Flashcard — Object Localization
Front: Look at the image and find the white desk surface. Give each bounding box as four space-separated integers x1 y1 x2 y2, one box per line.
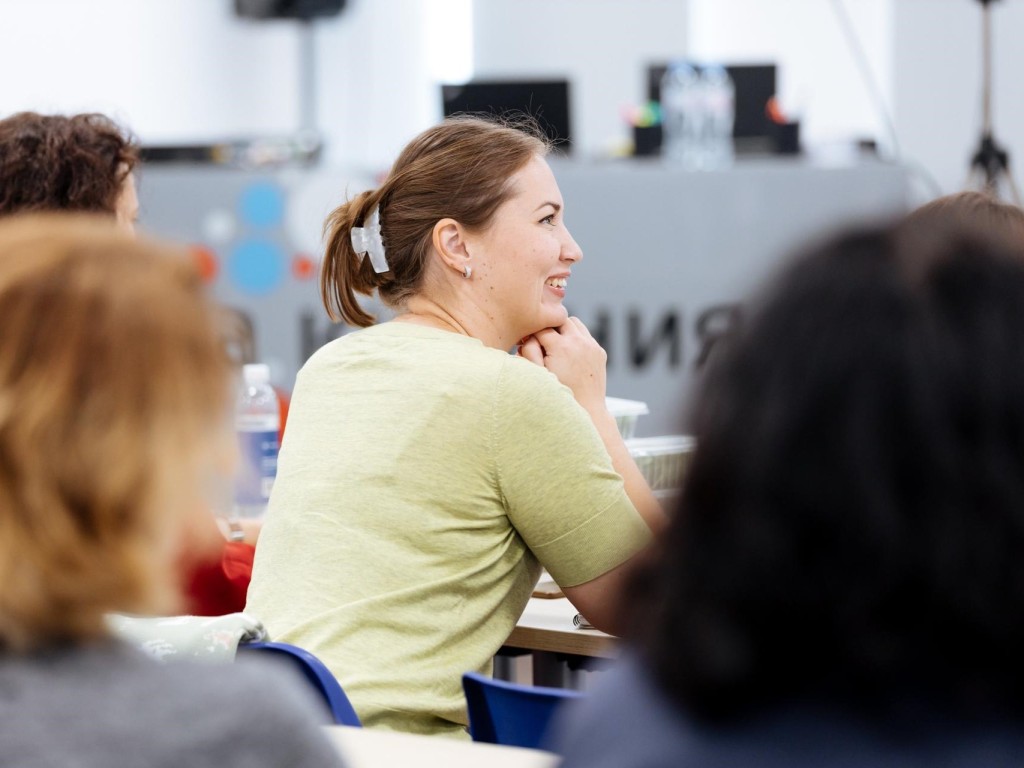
325 725 559 768
506 596 618 659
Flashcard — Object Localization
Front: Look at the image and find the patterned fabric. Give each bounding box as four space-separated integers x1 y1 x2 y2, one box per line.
106 612 267 662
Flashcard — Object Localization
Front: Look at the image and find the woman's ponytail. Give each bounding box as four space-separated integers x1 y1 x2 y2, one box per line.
320 189 384 327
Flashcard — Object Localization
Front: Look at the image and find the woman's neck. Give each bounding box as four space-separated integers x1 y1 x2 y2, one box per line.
397 296 509 350
394 308 467 337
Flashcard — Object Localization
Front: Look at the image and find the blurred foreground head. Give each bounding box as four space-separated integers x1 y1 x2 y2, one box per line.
630 215 1024 721
0 215 232 651
906 190 1024 245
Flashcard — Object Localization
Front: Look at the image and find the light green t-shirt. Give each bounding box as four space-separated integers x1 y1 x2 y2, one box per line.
245 323 650 737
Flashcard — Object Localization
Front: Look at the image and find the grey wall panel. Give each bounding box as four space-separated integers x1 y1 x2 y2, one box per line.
138 158 907 435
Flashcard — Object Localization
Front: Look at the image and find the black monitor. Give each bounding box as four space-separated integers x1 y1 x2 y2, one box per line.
441 80 572 154
234 0 345 19
647 63 777 149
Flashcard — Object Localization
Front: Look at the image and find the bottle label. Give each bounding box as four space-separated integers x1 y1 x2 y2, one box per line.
236 413 279 431
235 427 279 507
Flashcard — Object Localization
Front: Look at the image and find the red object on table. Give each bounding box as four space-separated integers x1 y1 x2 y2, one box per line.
184 541 255 616
274 385 290 445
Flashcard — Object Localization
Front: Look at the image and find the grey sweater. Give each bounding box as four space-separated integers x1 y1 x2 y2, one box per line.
555 654 1024 768
0 641 344 768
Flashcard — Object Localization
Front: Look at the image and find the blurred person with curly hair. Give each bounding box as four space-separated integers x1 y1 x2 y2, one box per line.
0 109 261 615
0 111 139 231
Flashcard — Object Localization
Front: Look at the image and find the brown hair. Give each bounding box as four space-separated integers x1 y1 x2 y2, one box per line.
0 215 231 651
0 112 139 217
906 191 1024 247
321 114 551 326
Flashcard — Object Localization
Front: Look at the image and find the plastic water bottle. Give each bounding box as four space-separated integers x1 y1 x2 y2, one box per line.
660 61 702 167
234 363 279 519
700 64 735 168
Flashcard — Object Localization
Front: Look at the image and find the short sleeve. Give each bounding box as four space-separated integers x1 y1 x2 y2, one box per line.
493 356 651 587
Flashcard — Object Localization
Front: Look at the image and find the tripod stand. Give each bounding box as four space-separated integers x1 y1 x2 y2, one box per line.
966 0 1021 203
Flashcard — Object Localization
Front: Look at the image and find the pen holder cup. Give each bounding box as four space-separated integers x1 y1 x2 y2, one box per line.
633 125 663 157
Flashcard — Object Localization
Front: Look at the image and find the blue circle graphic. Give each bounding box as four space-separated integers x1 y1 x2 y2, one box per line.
228 240 286 296
239 181 285 228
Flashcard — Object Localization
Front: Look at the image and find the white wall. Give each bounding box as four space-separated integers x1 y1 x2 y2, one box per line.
310 0 434 169
687 0 1024 198
687 0 893 150
893 0 1024 197
0 0 456 171
471 0 690 158
1 0 1022 195
0 0 300 141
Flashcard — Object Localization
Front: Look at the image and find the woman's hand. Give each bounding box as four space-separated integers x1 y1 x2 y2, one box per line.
518 317 607 412
520 318 667 534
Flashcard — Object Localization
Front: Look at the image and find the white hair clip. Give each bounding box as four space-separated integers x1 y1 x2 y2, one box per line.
350 206 389 273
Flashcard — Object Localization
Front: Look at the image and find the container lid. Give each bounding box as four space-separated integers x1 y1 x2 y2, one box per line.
605 396 650 417
625 435 696 456
242 363 270 385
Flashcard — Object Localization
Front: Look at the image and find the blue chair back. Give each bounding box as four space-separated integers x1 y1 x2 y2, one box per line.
237 640 361 726
462 671 583 749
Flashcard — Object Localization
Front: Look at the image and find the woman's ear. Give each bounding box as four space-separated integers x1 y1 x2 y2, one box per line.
431 218 471 274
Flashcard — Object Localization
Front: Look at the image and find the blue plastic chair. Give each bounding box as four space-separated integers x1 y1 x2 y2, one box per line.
462 671 583 749
237 640 361 726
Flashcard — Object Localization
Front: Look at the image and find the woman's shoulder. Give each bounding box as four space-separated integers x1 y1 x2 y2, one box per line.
555 655 1024 768
554 655 695 768
497 353 578 409
101 645 337 731
149 654 337 731
146 654 345 766
1 643 343 767
303 321 505 370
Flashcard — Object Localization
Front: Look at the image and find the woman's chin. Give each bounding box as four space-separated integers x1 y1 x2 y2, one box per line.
519 308 570 339
545 307 570 327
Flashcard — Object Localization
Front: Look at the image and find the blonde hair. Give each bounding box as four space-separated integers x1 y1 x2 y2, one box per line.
321 114 551 327
906 191 1024 246
0 215 232 651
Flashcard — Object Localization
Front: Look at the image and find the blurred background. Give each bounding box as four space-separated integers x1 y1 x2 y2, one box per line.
1 0 1016 432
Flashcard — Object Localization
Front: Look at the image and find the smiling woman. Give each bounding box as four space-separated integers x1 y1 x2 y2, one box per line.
246 114 665 738
447 155 583 348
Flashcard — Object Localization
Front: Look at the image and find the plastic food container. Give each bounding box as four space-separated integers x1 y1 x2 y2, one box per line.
605 397 650 439
626 435 696 491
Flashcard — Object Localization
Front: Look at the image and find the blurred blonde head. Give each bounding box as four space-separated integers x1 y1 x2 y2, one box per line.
906 190 1024 247
0 215 233 651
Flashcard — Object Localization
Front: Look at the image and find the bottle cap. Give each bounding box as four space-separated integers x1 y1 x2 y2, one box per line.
242 363 270 385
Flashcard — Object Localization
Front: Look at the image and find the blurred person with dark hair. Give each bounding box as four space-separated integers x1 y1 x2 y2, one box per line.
0 215 343 767
556 218 1024 766
0 109 258 615
0 111 139 231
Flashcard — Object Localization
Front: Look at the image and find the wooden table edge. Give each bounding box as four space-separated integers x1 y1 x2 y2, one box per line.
503 625 618 659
